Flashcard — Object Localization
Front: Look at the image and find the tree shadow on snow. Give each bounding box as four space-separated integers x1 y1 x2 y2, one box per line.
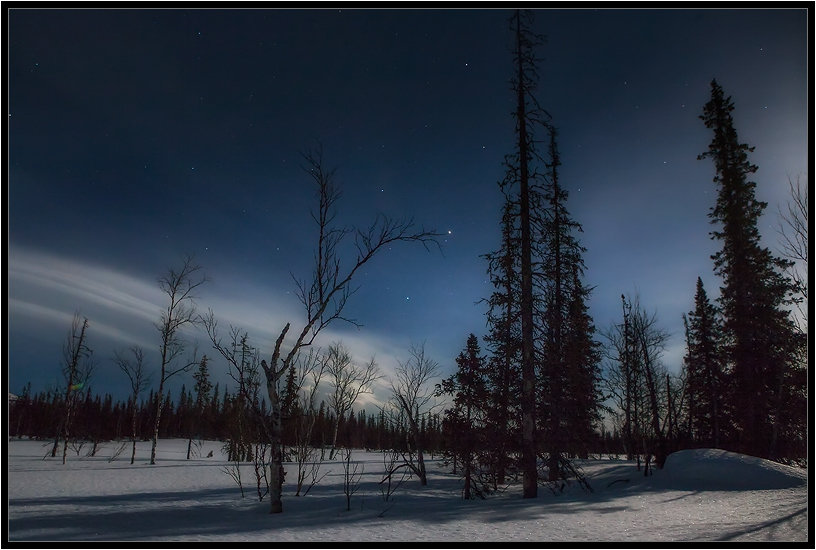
7 458 808 542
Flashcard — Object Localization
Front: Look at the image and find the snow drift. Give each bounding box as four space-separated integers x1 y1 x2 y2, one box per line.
657 448 807 491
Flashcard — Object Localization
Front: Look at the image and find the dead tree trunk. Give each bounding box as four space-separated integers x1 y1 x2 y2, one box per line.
512 8 539 501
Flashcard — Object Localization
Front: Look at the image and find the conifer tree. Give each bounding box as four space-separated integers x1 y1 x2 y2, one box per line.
537 127 600 479
504 7 550 500
483 193 522 486
699 79 805 459
278 363 300 446
682 277 724 447
437 334 490 499
561 264 603 459
187 355 212 459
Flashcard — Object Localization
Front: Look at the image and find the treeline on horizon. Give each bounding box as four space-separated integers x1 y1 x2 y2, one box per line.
6 382 623 458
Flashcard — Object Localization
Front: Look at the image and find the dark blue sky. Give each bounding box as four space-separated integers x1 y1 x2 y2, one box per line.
8 8 809 405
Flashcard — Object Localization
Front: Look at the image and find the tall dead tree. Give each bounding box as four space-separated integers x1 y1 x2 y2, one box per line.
260 146 439 514
150 256 206 465
509 8 550 501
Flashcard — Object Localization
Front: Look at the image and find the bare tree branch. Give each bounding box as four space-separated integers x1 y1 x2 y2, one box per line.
777 174 808 330
325 341 382 457
259 146 441 514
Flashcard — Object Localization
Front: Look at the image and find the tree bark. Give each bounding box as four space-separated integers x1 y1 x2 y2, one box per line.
130 399 138 465
150 388 165 465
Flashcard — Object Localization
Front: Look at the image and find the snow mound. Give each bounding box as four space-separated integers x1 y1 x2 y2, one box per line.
657 448 807 491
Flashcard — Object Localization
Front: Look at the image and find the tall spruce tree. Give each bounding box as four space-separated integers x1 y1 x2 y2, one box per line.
561 264 603 460
537 127 601 479
699 79 805 459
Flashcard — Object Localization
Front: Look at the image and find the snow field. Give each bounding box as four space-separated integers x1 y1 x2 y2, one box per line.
6 439 808 542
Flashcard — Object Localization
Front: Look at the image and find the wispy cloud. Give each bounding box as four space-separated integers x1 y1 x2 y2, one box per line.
10 298 154 350
8 245 434 406
10 247 164 324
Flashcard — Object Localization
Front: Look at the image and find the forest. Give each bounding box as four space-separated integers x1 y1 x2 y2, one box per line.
8 10 807 518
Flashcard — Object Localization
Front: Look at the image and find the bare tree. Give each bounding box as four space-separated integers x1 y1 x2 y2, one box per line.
379 446 411 512
258 146 439 514
387 342 440 486
629 301 670 471
150 256 206 465
340 446 364 512
777 174 808 331
325 341 381 459
114 346 151 465
52 313 94 464
204 314 270 502
203 313 259 463
290 348 328 497
602 295 664 470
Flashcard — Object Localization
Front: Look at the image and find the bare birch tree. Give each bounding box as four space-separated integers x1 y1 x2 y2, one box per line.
203 313 260 462
387 342 440 486
52 313 94 464
259 146 440 514
325 341 381 458
290 348 327 497
630 302 670 471
114 346 150 465
777 174 808 331
341 446 364 511
151 255 206 465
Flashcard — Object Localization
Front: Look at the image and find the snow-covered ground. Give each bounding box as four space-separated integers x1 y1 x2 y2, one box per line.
7 438 808 542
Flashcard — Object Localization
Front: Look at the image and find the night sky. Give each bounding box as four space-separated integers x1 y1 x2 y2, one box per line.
8 8 809 407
